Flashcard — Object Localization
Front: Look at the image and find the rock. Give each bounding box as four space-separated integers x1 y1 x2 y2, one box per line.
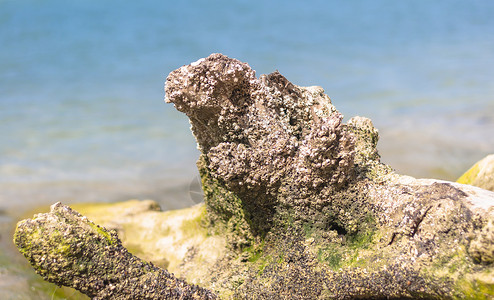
457 154 494 192
14 54 494 299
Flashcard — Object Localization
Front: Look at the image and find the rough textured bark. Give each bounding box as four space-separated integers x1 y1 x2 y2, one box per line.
14 202 217 300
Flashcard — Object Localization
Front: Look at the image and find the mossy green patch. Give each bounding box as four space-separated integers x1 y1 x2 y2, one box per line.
87 222 116 245
347 229 375 250
455 277 494 299
242 240 266 263
457 162 480 185
180 205 209 239
317 246 343 270
312 227 378 272
198 154 255 249
430 245 473 276
423 245 494 298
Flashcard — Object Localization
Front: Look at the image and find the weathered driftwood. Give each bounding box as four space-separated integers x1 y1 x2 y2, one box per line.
14 202 216 300
165 54 494 299
15 54 494 299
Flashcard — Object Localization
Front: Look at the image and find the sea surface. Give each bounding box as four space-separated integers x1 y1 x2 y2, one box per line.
1 0 494 298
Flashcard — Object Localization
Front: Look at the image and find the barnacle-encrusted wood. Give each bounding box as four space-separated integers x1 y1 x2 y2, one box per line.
165 54 494 298
14 54 494 299
14 202 217 300
166 54 358 244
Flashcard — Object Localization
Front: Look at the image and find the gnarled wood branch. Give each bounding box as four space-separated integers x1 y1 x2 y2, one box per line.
14 202 217 300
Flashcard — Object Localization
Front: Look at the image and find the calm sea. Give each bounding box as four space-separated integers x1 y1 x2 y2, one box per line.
2 0 494 210
1 0 494 296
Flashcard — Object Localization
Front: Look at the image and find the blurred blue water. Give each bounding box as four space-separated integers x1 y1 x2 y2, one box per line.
1 0 494 212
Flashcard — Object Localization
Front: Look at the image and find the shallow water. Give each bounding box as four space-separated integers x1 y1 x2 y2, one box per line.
1 0 494 297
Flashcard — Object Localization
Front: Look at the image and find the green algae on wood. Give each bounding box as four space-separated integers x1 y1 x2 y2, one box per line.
457 154 494 192
73 200 226 285
14 202 217 299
